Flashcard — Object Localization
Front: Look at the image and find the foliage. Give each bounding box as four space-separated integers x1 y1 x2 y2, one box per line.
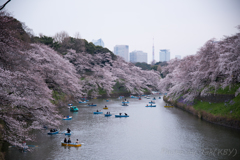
64 51 162 97
0 12 84 147
135 62 151 70
193 95 240 120
0 12 162 147
159 29 240 101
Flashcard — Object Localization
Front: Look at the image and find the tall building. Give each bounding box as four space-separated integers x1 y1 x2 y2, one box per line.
159 49 170 62
114 45 129 62
175 55 181 59
92 39 104 47
130 51 148 63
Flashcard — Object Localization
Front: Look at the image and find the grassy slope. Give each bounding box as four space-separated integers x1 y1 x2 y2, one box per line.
193 84 240 120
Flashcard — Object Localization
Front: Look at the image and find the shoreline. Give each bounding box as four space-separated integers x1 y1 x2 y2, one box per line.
163 96 240 130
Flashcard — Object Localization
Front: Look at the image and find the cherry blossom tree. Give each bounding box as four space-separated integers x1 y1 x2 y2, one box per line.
159 28 240 101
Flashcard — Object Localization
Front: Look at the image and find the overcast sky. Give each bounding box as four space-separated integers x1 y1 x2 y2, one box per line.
3 0 240 63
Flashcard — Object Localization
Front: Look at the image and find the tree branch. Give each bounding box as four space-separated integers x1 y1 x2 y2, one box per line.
0 0 11 11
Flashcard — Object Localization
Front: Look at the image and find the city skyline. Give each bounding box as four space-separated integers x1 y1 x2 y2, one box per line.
5 0 240 63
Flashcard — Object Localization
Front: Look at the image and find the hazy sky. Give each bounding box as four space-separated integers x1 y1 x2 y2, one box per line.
3 0 240 63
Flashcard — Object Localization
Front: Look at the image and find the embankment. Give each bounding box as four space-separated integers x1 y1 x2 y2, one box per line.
163 96 240 130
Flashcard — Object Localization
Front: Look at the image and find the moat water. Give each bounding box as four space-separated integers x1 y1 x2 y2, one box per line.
6 96 240 160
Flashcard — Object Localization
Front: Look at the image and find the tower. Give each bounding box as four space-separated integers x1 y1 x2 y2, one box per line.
152 38 155 64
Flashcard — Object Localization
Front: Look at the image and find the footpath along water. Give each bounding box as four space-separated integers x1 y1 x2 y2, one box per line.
6 96 240 160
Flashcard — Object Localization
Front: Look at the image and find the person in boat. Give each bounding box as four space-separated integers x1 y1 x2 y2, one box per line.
64 138 67 143
97 110 99 112
50 129 55 132
76 139 79 144
67 115 69 118
119 113 122 115
64 116 66 119
105 105 107 108
125 113 127 116
67 128 71 133
92 103 93 105
147 104 148 106
68 138 71 143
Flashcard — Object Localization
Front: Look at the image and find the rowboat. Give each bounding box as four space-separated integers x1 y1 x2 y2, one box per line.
63 116 72 120
61 142 81 147
47 130 59 135
93 112 103 114
88 104 97 106
106 100 109 102
122 101 129 103
146 105 156 107
79 101 87 103
65 131 71 135
115 115 129 117
103 107 108 109
122 104 128 106
105 114 112 117
149 102 155 104
70 106 78 112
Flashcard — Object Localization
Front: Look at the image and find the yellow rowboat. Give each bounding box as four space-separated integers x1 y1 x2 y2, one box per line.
93 97 97 99
164 106 174 107
103 107 108 109
61 142 81 147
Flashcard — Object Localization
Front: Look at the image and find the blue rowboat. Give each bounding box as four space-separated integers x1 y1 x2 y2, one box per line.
68 104 72 106
146 105 156 107
63 116 72 120
105 114 112 117
65 131 71 135
79 101 87 103
88 104 97 106
115 115 129 118
106 100 109 102
86 100 89 102
122 104 128 106
93 112 103 114
47 130 59 135
122 101 129 103
149 102 155 104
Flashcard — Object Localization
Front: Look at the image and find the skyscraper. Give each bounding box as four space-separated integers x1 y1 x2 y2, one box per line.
92 39 104 47
114 45 129 62
159 49 170 62
130 51 148 63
